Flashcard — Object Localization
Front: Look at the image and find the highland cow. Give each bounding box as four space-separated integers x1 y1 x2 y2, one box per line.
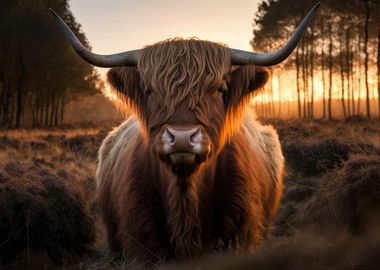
50 3 320 263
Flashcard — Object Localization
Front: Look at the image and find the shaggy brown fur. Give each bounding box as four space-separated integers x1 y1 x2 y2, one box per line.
97 38 284 263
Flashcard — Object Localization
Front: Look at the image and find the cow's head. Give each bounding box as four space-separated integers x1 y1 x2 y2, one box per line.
106 40 271 176
50 3 320 176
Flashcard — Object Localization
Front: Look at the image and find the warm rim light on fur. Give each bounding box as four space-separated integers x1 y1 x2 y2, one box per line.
98 38 284 263
107 38 269 143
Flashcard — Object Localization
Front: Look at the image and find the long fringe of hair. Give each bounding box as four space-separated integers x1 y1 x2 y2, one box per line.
137 38 231 124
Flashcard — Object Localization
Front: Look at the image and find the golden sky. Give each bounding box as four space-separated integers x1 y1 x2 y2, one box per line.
68 0 261 102
69 0 260 57
67 1 379 115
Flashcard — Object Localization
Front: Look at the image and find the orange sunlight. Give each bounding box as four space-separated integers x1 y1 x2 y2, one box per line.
256 69 379 103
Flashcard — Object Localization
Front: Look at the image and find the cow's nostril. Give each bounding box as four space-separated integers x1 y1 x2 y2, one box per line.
189 128 202 144
164 128 175 144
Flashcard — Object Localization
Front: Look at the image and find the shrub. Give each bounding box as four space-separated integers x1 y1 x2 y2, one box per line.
0 161 95 268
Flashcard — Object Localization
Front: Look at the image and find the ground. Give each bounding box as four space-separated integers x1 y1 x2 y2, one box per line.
0 118 379 269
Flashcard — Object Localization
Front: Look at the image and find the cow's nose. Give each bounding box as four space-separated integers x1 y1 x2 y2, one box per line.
163 126 202 151
158 125 211 175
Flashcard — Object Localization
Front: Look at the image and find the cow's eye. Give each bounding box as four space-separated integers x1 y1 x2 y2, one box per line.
218 84 227 94
145 89 152 97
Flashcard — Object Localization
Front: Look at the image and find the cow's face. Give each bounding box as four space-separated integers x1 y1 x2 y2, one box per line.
108 40 269 176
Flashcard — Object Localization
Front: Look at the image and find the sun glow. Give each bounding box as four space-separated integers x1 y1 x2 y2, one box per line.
101 84 117 103
100 82 129 116
251 68 380 119
255 69 379 104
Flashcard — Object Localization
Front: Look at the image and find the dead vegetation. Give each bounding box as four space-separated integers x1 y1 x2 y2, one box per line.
0 119 379 269
0 129 104 269
0 161 95 268
300 154 380 234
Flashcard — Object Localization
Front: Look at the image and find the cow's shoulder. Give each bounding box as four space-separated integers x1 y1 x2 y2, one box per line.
96 118 140 187
242 108 284 184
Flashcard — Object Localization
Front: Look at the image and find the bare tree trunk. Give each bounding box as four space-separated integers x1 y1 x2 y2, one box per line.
378 27 380 120
8 89 15 128
302 39 307 118
38 100 43 127
36 100 40 127
15 52 25 128
54 95 60 126
269 75 274 118
310 25 315 119
1 80 9 127
350 24 356 116
296 47 302 118
305 36 310 118
321 17 327 119
364 0 371 119
268 89 271 118
0 78 3 121
328 23 333 120
32 99 36 128
346 27 352 117
44 99 49 126
50 93 56 126
340 30 347 119
357 25 362 114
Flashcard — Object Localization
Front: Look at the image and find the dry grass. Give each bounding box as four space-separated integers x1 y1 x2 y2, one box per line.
0 128 107 269
0 119 380 269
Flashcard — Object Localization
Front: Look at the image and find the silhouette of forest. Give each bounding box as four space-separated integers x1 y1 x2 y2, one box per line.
252 0 380 120
0 0 100 128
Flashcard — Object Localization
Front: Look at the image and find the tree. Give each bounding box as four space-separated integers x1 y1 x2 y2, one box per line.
251 0 380 120
363 0 371 119
0 0 99 128
378 28 380 120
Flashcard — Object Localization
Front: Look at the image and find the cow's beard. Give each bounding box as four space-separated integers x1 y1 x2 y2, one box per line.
152 144 210 191
162 153 207 177
165 169 203 258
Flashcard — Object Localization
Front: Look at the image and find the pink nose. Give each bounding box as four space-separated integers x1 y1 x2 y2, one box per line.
158 125 211 175
163 126 203 152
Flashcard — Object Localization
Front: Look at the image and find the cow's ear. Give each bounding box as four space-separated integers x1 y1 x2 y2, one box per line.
107 67 143 103
107 67 147 121
226 65 270 106
248 66 270 91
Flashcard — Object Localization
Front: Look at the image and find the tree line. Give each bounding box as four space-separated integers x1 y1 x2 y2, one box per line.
252 0 380 120
0 0 99 128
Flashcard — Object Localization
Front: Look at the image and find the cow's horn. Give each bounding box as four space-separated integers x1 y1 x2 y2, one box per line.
230 2 321 66
49 9 140 67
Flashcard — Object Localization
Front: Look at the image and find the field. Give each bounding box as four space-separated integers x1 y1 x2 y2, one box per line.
0 118 379 269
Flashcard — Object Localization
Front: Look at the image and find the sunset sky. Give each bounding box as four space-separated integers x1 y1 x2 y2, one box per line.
66 0 320 103
67 1 264 104
65 1 379 108
69 0 260 60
